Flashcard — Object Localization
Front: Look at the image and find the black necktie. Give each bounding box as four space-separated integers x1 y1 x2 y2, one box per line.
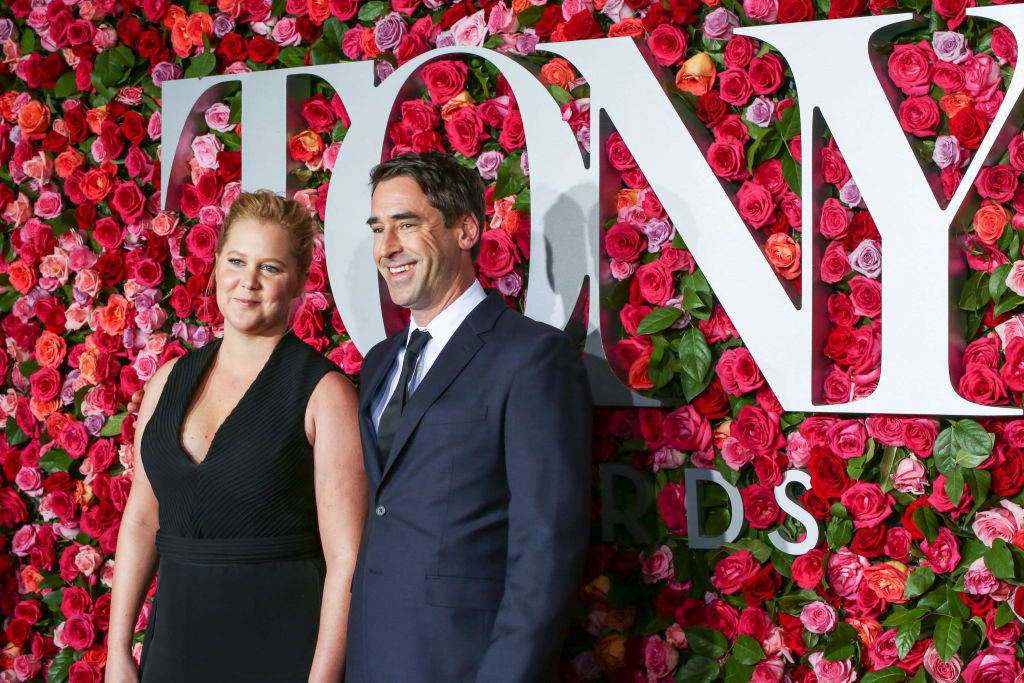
375 329 431 466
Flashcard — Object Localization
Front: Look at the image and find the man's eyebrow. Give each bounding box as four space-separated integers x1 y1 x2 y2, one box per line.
366 212 421 226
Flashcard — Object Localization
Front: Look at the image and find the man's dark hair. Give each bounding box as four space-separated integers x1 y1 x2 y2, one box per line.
370 151 487 259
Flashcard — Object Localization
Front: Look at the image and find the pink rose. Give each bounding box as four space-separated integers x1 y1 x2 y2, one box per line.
892 457 927 494
741 484 783 529
451 9 487 46
716 347 765 396
885 527 913 562
190 133 223 169
13 655 41 681
11 525 38 556
721 437 755 470
641 545 674 583
827 549 868 598
63 614 96 650
921 527 961 574
203 103 234 132
888 42 934 96
902 418 939 457
712 550 760 594
643 635 678 679
826 419 867 459
924 642 963 683
800 600 837 634
74 544 102 576
962 646 1022 683
742 0 778 22
663 405 712 453
972 506 1019 547
964 557 1002 595
751 659 784 683
808 651 857 683
841 482 893 528
34 190 63 219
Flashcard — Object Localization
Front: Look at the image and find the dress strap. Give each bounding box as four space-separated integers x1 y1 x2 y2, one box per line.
155 530 322 564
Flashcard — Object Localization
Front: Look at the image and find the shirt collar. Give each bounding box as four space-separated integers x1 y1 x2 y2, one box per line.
406 280 487 350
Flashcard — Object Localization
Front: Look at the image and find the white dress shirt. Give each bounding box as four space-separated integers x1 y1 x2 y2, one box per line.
371 281 488 430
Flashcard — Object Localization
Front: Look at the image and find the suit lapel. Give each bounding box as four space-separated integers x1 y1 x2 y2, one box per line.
360 331 406 483
379 292 506 483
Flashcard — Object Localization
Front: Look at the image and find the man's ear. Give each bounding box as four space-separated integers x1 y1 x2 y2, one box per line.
456 213 481 252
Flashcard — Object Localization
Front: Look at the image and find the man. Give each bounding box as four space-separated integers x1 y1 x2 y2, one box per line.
347 151 591 682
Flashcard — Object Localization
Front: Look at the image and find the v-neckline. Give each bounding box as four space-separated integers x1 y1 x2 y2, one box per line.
178 332 291 466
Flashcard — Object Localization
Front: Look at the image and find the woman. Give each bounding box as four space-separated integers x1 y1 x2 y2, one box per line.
105 191 366 682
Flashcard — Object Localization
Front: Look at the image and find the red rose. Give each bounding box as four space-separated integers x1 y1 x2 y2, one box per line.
808 448 851 499
902 418 938 457
663 405 711 452
828 0 863 19
60 586 93 618
64 614 96 651
657 481 685 533
218 151 241 183
716 347 764 396
96 252 125 285
737 181 776 229
302 94 337 133
561 10 602 41
821 143 851 187
444 108 484 157
195 171 224 206
841 482 893 528
218 33 248 62
648 24 687 67
748 54 784 95
605 223 646 261
992 26 1017 67
605 132 637 171
778 0 813 22
960 363 1008 405
133 258 163 288
497 111 525 152
634 260 674 305
965 335 1002 368
718 68 753 106
476 229 520 278
851 524 887 557
742 565 781 607
30 367 61 401
790 548 826 589
401 100 439 134
110 181 145 222
888 43 933 97
723 36 757 68
934 0 970 29
420 60 468 103
711 550 759 594
248 35 279 63
741 484 783 529
68 661 101 683
5 618 31 646
706 137 748 181
898 96 939 137
848 275 881 318
329 0 358 20
825 419 867 459
1001 337 1024 391
185 224 219 260
696 92 727 126
732 405 784 455
949 107 989 149
975 165 1018 203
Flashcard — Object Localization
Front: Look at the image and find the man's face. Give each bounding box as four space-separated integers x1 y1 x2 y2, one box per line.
369 176 476 324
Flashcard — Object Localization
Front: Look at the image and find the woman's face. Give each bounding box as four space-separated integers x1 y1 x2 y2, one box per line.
214 218 304 337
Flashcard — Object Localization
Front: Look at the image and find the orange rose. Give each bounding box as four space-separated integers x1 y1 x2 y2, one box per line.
616 188 640 213
35 332 67 368
713 419 732 449
8 260 37 294
764 233 801 280
608 18 645 38
163 4 188 29
361 26 382 59
288 131 324 163
628 349 655 390
30 398 60 421
85 107 107 135
80 168 114 202
540 58 576 90
974 199 1009 244
170 18 192 58
17 101 50 140
306 0 330 25
54 148 85 178
20 567 42 593
594 634 627 671
2 193 31 225
440 94 475 121
186 13 214 47
675 53 716 96
78 349 99 385
847 617 883 646
96 294 130 336
0 92 18 122
500 209 521 237
45 411 72 436
511 0 532 12
217 0 244 18
863 561 909 604
939 91 975 119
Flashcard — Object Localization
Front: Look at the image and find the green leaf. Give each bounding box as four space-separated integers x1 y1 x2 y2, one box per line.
546 85 571 106
985 539 1015 580
678 327 712 383
731 634 765 665
637 307 684 335
276 46 307 68
780 156 801 196
42 588 64 610
723 658 754 683
21 28 37 54
884 607 927 628
994 293 1024 318
903 566 935 600
675 655 720 683
309 38 342 66
723 539 773 563
933 615 962 663
54 71 79 99
38 448 72 474
357 0 387 21
184 52 216 79
47 648 75 683
516 5 545 26
6 417 29 447
933 427 956 476
945 468 965 506
684 627 729 659
879 446 899 494
321 17 346 46
897 618 921 663
101 412 128 437
862 666 909 683
826 517 854 549
995 601 1015 628
951 420 995 458
955 449 989 469
913 505 939 545
990 263 1011 302
958 270 990 311
822 622 859 661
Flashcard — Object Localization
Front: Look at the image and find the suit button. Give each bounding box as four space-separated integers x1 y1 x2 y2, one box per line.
375 505 386 517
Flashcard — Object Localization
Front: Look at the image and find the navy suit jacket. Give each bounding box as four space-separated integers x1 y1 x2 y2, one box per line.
345 291 592 682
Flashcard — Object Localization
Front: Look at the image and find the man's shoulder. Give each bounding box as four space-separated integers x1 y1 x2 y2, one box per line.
490 308 575 356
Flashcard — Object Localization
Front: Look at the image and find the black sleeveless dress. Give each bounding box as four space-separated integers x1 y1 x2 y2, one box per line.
138 331 339 682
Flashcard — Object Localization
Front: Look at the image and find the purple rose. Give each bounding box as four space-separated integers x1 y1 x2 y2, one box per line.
374 12 408 51
496 270 523 297
475 150 505 180
0 18 16 43
839 179 861 207
745 96 776 127
212 14 234 38
932 135 963 169
932 31 969 64
150 61 182 88
848 239 881 278
704 8 739 41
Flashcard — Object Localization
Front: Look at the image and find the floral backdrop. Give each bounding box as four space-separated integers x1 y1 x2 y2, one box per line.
2 0 1024 680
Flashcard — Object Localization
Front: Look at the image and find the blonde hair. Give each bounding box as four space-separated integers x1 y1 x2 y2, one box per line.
218 190 317 276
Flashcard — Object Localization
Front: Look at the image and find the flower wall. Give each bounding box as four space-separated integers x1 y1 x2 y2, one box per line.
2 0 1024 681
